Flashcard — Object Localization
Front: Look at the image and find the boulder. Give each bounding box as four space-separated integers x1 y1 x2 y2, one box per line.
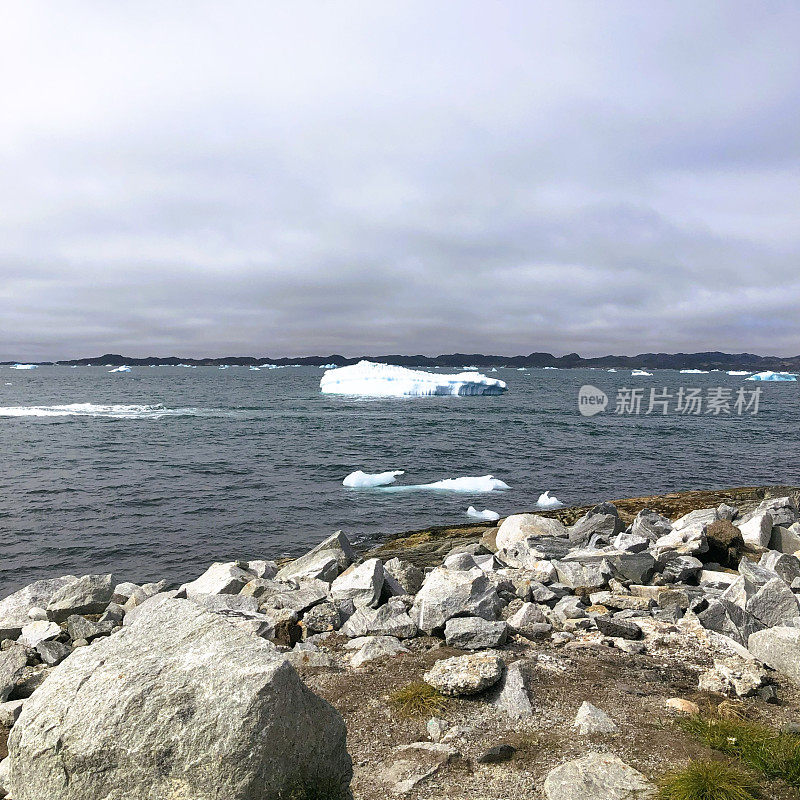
698 654 770 697
698 599 764 647
503 537 572 567
737 513 773 549
246 560 278 579
340 598 417 639
595 615 642 641
507 602 548 639
276 530 355 583
672 507 718 535
748 626 800 683
659 555 703 584
35 641 71 667
5 599 352 800
745 577 799 628
0 647 28 703
45 574 114 623
612 533 650 553
411 567 504 634
496 514 567 550
746 496 799 528
302 602 343 634
489 659 536 719
760 551 800 585
573 702 618 735
330 558 384 608
444 617 507 649
350 636 408 667
179 562 251 599
705 519 744 565
383 558 424 595
0 577 78 639
770 523 800 555
543 752 656 800
569 504 624 546
261 580 328 615
376 742 456 794
630 509 673 540
423 651 504 696
18 621 61 649
553 560 612 592
0 699 24 727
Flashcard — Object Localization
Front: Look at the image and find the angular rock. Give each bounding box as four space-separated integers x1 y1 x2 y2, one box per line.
673 507 719 534
760 551 800 585
276 530 355 583
698 654 769 697
612 533 650 553
330 559 384 608
411 567 504 634
507 602 549 639
705 519 744 565
595 615 642 640
745 577 799 628
0 699 24 727
489 659 536 718
698 598 764 647
0 647 28 703
543 752 656 800
179 562 251 599
659 555 703 584
748 626 800 683
376 742 456 794
340 597 417 639
503 536 573 567
444 617 507 649
770 523 800 555
35 640 71 667
738 513 774 549
630 509 673 540
746 496 798 528
240 578 286 600
5 598 352 800
424 651 504 696
45 574 114 623
0 577 78 639
496 514 567 550
261 580 328 615
302 602 343 634
653 527 708 557
383 558 424 596
18 621 61 649
573 701 618 735
246 560 278 579
553 560 612 592
569 503 624 546
122 590 178 627
350 636 408 667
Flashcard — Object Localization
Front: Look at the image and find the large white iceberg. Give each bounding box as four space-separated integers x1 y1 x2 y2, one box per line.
746 371 797 381
342 469 405 488
320 361 507 397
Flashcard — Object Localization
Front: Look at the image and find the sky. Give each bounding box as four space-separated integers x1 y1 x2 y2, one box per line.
1 1 799 360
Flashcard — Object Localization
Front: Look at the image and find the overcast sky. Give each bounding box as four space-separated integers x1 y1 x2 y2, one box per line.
1 1 799 360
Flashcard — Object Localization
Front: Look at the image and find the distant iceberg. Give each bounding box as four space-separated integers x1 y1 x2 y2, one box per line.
679 369 708 374
378 475 510 493
746 371 797 382
467 506 500 521
319 363 339 369
108 366 131 373
536 490 564 509
727 370 752 376
342 469 405 488
9 364 37 370
249 366 261 371
631 369 652 376
320 360 507 397
607 368 617 372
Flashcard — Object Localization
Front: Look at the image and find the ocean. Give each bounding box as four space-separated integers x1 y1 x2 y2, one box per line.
1 364 798 596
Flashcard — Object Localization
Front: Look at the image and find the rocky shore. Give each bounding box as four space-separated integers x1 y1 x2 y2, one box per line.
2 485 800 799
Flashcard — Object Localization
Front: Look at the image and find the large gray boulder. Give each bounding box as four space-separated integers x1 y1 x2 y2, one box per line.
496 514 567 551
0 646 28 702
543 752 656 799
276 530 356 583
411 567 504 634
179 562 252 599
630 509 673 540
568 503 624 546
423 651 504 696
330 558 384 608
46 574 114 623
748 626 800 683
0 577 78 640
5 599 352 800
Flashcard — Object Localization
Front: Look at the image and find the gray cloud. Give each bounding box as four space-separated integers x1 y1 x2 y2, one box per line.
1 1 799 360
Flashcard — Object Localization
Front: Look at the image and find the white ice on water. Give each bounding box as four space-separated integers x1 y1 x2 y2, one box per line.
631 369 653 376
108 366 131 373
727 371 752 376
396 475 510 493
9 364 37 370
342 470 405 488
536 490 564 509
746 371 797 381
467 506 500 521
679 369 709 374
320 360 507 397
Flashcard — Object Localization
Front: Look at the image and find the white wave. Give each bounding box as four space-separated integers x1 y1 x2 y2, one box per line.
0 403 202 419
631 369 653 376
679 368 709 373
320 360 507 397
342 469 405 488
108 366 131 373
727 370 752 376
536 490 564 509
746 371 797 382
9 364 37 370
467 506 500 521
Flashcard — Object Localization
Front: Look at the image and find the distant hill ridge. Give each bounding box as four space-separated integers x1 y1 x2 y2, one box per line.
5 351 800 370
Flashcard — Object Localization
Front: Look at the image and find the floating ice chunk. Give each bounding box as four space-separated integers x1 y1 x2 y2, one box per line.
543 366 559 370
631 369 653 376
320 360 507 397
249 366 260 370
490 367 498 372
9 364 37 370
747 371 797 381
218 365 229 370
467 506 500 521
607 368 617 372
319 363 338 369
536 490 564 509
727 370 752 376
342 469 405 488
108 366 131 373
679 369 708 373
384 475 509 493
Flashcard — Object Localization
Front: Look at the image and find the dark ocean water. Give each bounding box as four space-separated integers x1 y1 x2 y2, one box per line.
1 365 798 596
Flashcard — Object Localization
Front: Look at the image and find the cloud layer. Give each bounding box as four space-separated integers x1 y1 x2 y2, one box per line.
1 1 799 359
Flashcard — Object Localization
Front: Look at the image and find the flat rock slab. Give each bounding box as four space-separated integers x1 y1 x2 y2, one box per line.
376 742 457 793
424 651 504 696
544 752 656 799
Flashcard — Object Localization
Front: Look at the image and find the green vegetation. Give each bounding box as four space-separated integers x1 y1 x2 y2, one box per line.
388 681 447 717
658 760 761 800
680 716 800 788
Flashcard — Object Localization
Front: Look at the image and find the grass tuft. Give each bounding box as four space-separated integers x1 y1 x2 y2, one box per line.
388 681 447 717
658 760 761 800
680 716 800 788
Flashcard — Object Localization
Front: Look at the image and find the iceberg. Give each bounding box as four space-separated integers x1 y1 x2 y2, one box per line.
467 506 500 521
727 370 752 376
536 490 564 509
249 366 261 371
679 369 708 374
342 469 405 488
9 364 37 370
746 371 797 382
607 368 617 372
399 475 509 493
320 360 507 397
631 369 653 376
108 366 131 373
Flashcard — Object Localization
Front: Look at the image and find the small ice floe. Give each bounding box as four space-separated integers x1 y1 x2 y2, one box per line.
631 369 653 376
342 470 405 488
727 370 752 376
536 490 564 509
10 364 37 370
320 360 507 397
394 475 510 493
543 366 559 370
490 367 498 372
467 506 500 521
218 365 229 370
319 363 338 369
747 371 797 382
679 369 709 374
108 366 131 373
249 366 261 371
607 368 617 372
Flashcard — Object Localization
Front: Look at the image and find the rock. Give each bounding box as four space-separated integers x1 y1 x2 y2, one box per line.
543 752 657 800
384 557 425 595
443 552 478 570
240 578 286 600
35 641 71 667
350 636 408 667
573 701 618 735
444 617 507 649
630 509 673 540
64 615 109 643
718 503 738 521
179 562 252 599
477 744 516 763
747 496 798 528
569 503 625 546
261 580 329 615
121 590 178 627
110 581 139 605
12 664 51 698
503 537 572 568
0 699 24 727
770 523 800 555
246 560 278 579
302 601 343 634
507 602 548 639
745 577 799 628
189 593 260 615
665 698 699 715
122 580 169 610
659 554 703 584
673 507 719 534
424 651 504 696
760 551 800 585
748 626 800 683
340 598 417 639
426 717 449 742
45 574 114 623
705 519 744 565
0 577 78 639
697 598 764 647
553 560 612 592
653 527 708 557
18 621 61 648
0 647 28 702
276 530 356 583
595 615 642 640
496 514 567 550
26 607 48 621
5 598 352 800
411 567 504 635
698 654 769 697
612 533 650 553
738 511 774 549
376 742 457 794
330 559 384 608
